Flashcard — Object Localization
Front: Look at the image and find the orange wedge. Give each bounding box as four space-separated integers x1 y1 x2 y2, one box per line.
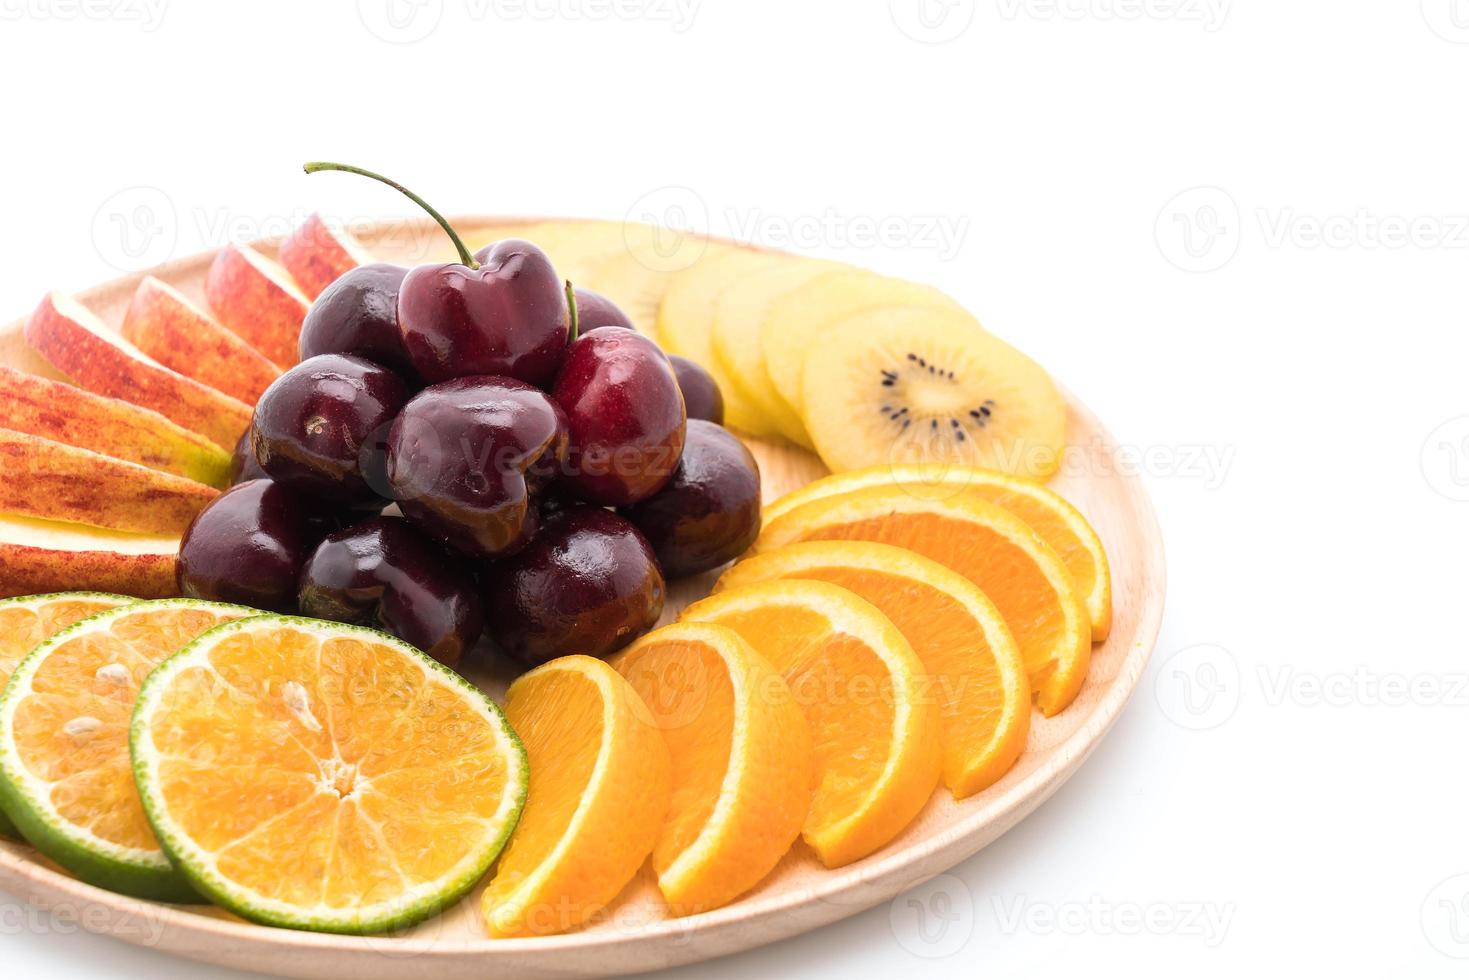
482 655 671 937
681 580 941 867
756 487 1091 716
717 542 1030 798
612 622 811 914
762 464 1112 641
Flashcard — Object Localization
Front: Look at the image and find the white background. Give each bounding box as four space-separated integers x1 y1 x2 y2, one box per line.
2 1 1467 976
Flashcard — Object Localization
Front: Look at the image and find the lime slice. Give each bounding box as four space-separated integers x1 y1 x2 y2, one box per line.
131 615 528 934
0 598 257 899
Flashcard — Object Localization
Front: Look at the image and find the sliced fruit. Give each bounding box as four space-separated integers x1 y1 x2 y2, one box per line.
800 306 1065 480
681 580 941 867
276 213 374 299
756 487 1090 715
711 257 843 448
763 464 1112 641
0 591 133 836
583 228 712 344
0 317 67 381
657 247 778 437
611 621 810 914
482 655 670 937
23 292 253 451
204 243 311 369
521 220 632 288
121 276 281 405
0 599 255 900
762 269 964 416
0 515 178 601
0 429 217 535
0 367 231 487
131 616 527 933
716 542 1029 798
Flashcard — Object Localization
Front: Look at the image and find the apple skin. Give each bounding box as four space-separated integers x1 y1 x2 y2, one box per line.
0 367 230 487
0 514 177 600
204 243 310 369
277 213 371 300
24 291 252 451
122 276 281 405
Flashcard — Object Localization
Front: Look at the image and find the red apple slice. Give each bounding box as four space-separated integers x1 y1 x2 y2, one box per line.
277 213 374 299
122 276 280 404
205 242 310 368
23 291 252 451
0 513 177 600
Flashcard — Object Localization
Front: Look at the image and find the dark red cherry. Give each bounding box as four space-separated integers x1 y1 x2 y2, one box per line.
667 355 724 425
229 427 267 485
481 506 664 666
573 287 635 333
385 376 567 558
621 420 761 578
298 263 414 376
177 479 334 613
551 327 686 506
252 353 408 505
298 516 483 667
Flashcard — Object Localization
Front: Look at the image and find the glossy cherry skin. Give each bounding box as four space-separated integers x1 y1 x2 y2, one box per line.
298 516 483 667
398 240 570 387
299 263 414 376
229 427 267 485
550 328 686 506
252 354 408 506
621 420 760 578
177 479 334 613
667 355 724 425
481 506 665 666
573 287 635 332
385 376 567 559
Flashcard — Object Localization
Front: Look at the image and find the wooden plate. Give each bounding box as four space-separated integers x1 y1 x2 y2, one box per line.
0 218 1166 979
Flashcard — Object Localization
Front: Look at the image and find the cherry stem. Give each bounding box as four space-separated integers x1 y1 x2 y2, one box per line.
303 161 478 269
565 280 579 344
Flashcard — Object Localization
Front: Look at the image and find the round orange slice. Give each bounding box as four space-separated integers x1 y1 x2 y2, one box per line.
612 621 811 915
717 542 1030 798
482 655 671 938
762 464 1112 641
756 486 1091 716
681 580 941 868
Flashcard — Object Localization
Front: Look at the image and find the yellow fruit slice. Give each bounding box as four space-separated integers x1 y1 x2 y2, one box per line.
763 464 1112 641
756 487 1091 716
131 616 527 934
483 655 671 937
513 220 631 287
657 247 780 437
762 269 965 416
711 258 844 448
716 543 1030 798
0 599 256 900
799 306 1066 480
585 228 713 344
0 592 133 837
681 580 941 867
612 622 810 914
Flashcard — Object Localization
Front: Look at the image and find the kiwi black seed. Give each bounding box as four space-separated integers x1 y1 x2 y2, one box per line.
875 355 997 445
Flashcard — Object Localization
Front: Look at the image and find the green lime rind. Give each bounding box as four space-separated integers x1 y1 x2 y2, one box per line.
0 598 261 902
131 614 529 935
0 591 138 841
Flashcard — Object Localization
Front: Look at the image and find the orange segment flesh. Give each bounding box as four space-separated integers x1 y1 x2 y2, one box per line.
612 622 811 914
681 581 941 867
483 655 671 937
717 542 1031 798
762 464 1112 641
0 594 131 686
756 487 1091 716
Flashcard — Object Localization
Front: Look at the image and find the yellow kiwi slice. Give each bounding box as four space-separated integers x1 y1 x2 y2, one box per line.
800 307 1065 479
762 270 966 416
521 220 634 288
585 229 712 345
710 257 845 448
